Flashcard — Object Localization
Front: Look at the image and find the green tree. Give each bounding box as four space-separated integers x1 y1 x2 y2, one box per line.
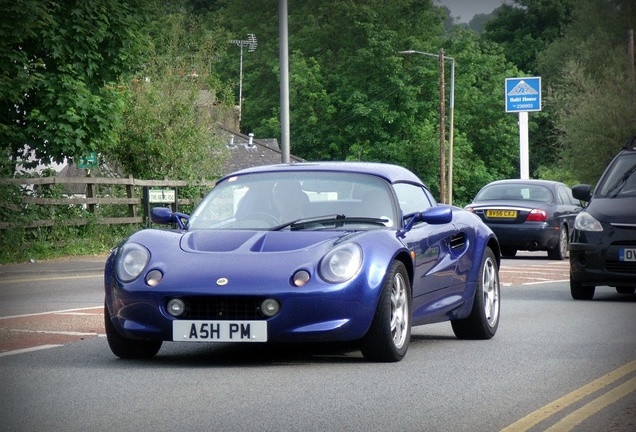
468 13 495 33
539 0 636 185
482 0 577 179
483 0 575 75
437 28 522 203
214 0 530 202
107 11 233 180
216 0 449 189
0 0 150 169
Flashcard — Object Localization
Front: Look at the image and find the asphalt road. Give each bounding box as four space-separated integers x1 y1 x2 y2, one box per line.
0 253 634 432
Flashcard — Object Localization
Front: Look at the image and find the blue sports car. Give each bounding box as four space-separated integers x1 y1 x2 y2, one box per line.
105 162 501 362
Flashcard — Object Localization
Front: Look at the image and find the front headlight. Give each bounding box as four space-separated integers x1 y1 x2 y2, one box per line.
319 243 363 283
116 242 151 282
574 212 603 232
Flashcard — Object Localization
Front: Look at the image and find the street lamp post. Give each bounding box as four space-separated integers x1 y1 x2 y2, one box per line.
438 49 446 204
279 0 290 163
399 50 455 205
229 34 258 126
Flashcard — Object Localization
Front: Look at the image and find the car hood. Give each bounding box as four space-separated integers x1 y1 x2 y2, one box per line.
586 197 636 223
115 228 396 293
180 229 348 253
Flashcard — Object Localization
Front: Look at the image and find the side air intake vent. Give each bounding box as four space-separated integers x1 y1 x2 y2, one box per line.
450 233 467 250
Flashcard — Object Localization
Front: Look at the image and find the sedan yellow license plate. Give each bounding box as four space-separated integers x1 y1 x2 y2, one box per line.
486 209 518 218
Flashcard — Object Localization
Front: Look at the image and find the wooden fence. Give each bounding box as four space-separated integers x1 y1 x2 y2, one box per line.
0 176 216 230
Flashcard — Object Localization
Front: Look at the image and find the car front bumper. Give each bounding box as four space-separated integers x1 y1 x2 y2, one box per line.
570 240 636 288
104 269 380 344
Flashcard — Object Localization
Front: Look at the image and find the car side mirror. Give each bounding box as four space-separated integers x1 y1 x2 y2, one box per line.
420 206 453 224
398 206 453 237
150 207 174 224
571 184 592 202
150 207 190 229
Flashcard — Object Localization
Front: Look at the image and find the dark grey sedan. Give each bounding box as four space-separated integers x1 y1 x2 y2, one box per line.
465 179 582 260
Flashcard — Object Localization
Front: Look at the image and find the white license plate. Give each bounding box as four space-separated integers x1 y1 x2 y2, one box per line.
619 248 636 262
173 320 267 342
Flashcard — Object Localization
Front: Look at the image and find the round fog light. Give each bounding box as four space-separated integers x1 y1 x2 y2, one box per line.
167 299 185 317
261 298 280 317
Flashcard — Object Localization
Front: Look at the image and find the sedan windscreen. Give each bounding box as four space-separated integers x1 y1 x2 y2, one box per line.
475 184 553 203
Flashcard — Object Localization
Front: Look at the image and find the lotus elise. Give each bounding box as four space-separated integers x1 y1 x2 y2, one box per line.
105 162 501 362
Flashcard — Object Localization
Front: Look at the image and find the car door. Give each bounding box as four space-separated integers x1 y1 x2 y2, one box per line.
393 183 459 298
556 185 583 230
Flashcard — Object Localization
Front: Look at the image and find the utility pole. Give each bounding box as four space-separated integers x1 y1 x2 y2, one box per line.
447 56 455 205
399 49 454 204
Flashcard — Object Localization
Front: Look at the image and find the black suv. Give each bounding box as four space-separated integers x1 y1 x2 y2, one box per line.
569 135 636 300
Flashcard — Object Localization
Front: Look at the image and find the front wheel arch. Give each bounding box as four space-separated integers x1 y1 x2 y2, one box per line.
570 277 595 300
451 247 500 339
104 302 162 359
548 225 569 260
360 260 412 362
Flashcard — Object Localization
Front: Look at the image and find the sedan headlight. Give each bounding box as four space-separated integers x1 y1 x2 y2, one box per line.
116 242 151 282
319 243 362 283
574 212 603 232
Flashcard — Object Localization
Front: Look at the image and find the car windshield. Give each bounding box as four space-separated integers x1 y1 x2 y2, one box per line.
187 171 397 230
474 184 553 203
596 153 636 198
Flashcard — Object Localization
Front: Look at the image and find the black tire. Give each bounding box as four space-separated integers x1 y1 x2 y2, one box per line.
570 277 595 300
548 226 569 260
616 287 636 294
501 247 517 258
361 261 411 362
104 302 162 359
451 247 500 339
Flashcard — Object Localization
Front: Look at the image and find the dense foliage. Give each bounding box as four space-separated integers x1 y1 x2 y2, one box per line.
538 0 636 185
107 12 232 180
1 0 634 254
214 0 523 202
0 169 142 263
484 0 576 75
0 0 149 169
485 0 635 186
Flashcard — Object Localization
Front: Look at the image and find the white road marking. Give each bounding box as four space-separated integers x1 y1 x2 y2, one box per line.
0 306 102 320
9 329 100 336
0 344 63 358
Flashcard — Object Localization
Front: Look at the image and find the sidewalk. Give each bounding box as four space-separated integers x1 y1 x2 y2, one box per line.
0 255 108 356
0 255 108 280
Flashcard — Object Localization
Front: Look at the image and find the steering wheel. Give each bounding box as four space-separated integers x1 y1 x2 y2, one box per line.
248 212 280 226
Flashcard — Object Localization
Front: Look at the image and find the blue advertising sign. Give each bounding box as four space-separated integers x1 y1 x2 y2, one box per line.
505 77 541 112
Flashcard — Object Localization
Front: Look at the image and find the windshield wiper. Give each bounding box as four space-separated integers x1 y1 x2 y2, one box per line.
270 214 388 231
607 164 636 197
